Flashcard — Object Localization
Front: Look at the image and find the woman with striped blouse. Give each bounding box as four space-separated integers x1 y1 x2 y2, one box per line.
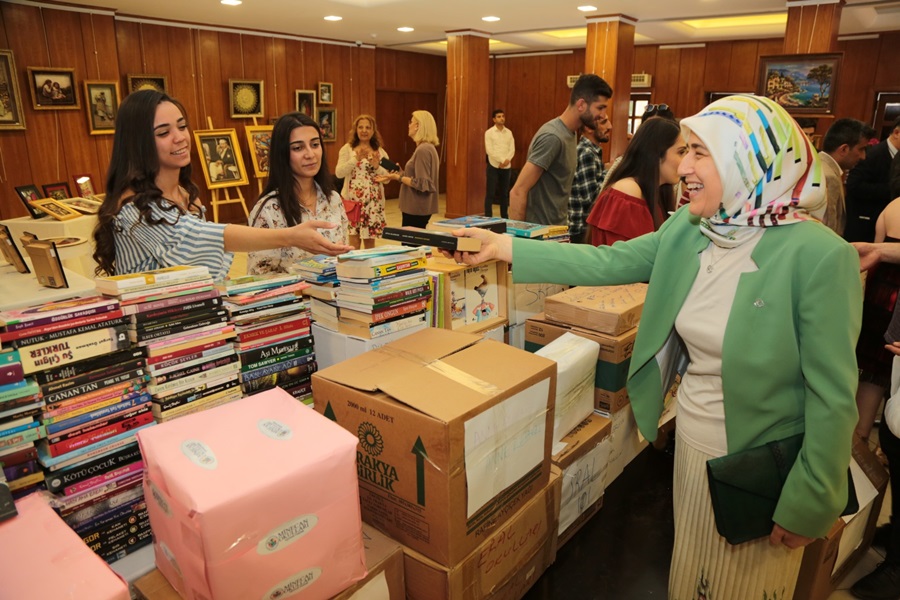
92 90 352 281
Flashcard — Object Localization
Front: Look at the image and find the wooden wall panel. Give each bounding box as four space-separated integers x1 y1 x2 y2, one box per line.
873 31 900 90
727 40 763 91
653 47 681 109
703 41 734 95
834 37 882 127
633 45 656 81
676 47 707 118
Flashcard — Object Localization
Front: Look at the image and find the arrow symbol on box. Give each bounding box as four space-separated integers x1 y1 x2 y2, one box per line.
412 436 427 506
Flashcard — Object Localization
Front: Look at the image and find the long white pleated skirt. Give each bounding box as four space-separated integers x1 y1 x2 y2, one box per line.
668 432 805 600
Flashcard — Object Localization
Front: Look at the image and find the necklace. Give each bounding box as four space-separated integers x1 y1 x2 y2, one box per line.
705 245 730 273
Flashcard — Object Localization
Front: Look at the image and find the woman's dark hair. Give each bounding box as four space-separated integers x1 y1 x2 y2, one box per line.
347 114 383 151
262 112 334 227
606 117 681 228
92 89 199 276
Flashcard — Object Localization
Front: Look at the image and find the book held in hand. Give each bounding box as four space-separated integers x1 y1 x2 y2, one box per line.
381 227 482 253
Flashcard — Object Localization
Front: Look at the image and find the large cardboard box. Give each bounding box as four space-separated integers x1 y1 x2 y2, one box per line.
543 284 646 336
604 403 649 485
507 281 568 326
312 328 557 567
551 412 612 546
402 471 561 600
0 494 130 600
312 321 429 370
332 523 405 600
534 332 599 444
138 388 366 600
525 313 636 413
794 439 890 600
426 258 509 333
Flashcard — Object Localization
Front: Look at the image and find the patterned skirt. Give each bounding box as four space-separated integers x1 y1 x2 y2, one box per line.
669 433 804 600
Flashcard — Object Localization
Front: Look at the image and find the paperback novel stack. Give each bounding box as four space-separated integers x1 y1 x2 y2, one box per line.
334 246 432 339
97 265 238 423
0 349 43 498
500 219 552 239
221 274 316 404
291 254 340 301
428 214 509 234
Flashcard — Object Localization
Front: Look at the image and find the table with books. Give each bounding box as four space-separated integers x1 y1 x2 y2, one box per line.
0 214 99 277
0 261 96 311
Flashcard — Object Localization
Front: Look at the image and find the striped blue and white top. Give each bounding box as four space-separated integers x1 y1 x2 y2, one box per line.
113 200 234 281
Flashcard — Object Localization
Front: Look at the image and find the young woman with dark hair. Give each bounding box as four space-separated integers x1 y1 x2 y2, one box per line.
586 117 686 246
92 91 351 280
247 112 350 274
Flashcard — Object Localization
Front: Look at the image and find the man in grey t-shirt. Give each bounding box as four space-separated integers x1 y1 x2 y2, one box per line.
509 74 613 226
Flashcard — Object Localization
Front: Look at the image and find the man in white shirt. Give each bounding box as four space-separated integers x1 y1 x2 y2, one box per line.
813 118 870 236
484 109 515 218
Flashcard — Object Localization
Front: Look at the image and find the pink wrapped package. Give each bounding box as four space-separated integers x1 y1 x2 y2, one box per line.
138 387 365 600
0 493 130 600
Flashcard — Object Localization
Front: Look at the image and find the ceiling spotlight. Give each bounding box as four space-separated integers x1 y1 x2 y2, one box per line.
577 5 597 11
482 16 500 22
220 0 242 5
397 27 415 32
323 15 343 21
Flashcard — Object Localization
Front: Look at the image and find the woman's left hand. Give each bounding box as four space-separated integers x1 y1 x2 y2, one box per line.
375 172 400 184
769 524 815 549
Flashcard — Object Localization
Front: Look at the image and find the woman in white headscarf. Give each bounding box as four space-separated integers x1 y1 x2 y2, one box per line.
444 95 861 599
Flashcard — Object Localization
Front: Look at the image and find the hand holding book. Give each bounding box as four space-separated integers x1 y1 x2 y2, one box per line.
438 227 512 266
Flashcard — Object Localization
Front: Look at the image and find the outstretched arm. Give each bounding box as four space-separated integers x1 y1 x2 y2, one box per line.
225 221 354 255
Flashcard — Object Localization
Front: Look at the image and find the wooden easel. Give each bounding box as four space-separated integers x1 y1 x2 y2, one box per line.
251 116 267 197
206 117 249 223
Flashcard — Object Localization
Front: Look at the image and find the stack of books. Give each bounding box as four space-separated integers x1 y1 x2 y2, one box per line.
544 224 571 243
500 219 552 239
0 349 42 499
291 254 340 301
221 274 316 404
0 296 154 562
334 246 432 339
97 266 238 423
428 215 508 234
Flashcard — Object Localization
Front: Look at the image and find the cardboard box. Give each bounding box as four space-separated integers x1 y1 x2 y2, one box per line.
604 404 649 486
507 281 568 326
525 313 636 413
0 494 130 600
332 523 406 600
543 284 646 336
507 322 526 350
794 439 890 600
138 388 366 600
402 471 561 600
535 332 599 444
551 413 612 545
313 321 429 370
312 328 556 566
426 258 509 333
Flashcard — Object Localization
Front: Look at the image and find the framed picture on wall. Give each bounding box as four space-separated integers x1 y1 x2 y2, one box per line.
42 182 72 201
27 67 79 110
295 89 317 118
194 129 250 189
317 82 333 105
245 125 273 178
229 79 264 118
318 108 336 142
0 50 26 130
84 81 120 135
127 74 167 94
14 185 47 219
757 53 842 115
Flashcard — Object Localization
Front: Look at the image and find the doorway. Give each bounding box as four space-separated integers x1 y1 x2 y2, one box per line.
375 90 441 199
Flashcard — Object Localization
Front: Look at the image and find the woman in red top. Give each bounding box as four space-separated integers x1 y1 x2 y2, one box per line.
587 117 686 245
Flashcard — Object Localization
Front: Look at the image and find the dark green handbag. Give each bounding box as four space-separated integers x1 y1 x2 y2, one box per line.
706 433 858 545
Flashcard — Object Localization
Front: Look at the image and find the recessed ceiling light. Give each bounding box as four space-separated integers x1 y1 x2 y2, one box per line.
577 5 597 11
482 16 500 22
323 15 342 21
397 27 414 32
220 0 242 5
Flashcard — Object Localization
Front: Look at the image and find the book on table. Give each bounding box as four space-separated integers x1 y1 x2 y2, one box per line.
95 265 211 294
335 253 427 280
429 215 508 234
381 227 481 252
500 219 551 238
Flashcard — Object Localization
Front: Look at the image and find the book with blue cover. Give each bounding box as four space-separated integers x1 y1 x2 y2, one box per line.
430 215 508 234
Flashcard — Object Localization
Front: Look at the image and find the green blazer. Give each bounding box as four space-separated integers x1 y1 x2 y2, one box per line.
513 208 862 538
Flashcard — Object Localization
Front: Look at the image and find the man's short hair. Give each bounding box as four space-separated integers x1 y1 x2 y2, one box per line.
893 115 900 133
822 118 867 154
570 74 613 106
492 109 504 118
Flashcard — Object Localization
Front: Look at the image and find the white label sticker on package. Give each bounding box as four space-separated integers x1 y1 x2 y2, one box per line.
159 542 183 578
148 480 172 516
180 439 218 470
464 377 550 518
257 514 319 555
347 570 389 600
262 567 322 600
257 418 293 440
559 438 609 535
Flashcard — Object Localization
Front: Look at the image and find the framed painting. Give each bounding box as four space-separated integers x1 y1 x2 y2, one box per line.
229 79 264 118
126 74 167 94
318 108 336 142
245 125 273 178
194 128 250 189
0 50 26 130
757 53 842 115
29 198 81 221
27 67 79 110
295 89 316 118
317 82 333 105
14 184 47 219
60 197 101 214
84 81 120 134
42 182 72 201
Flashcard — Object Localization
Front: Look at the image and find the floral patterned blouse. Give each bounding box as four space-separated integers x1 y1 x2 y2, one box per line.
246 183 348 275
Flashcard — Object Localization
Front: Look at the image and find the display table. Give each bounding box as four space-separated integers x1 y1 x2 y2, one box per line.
0 214 98 277
0 261 96 311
